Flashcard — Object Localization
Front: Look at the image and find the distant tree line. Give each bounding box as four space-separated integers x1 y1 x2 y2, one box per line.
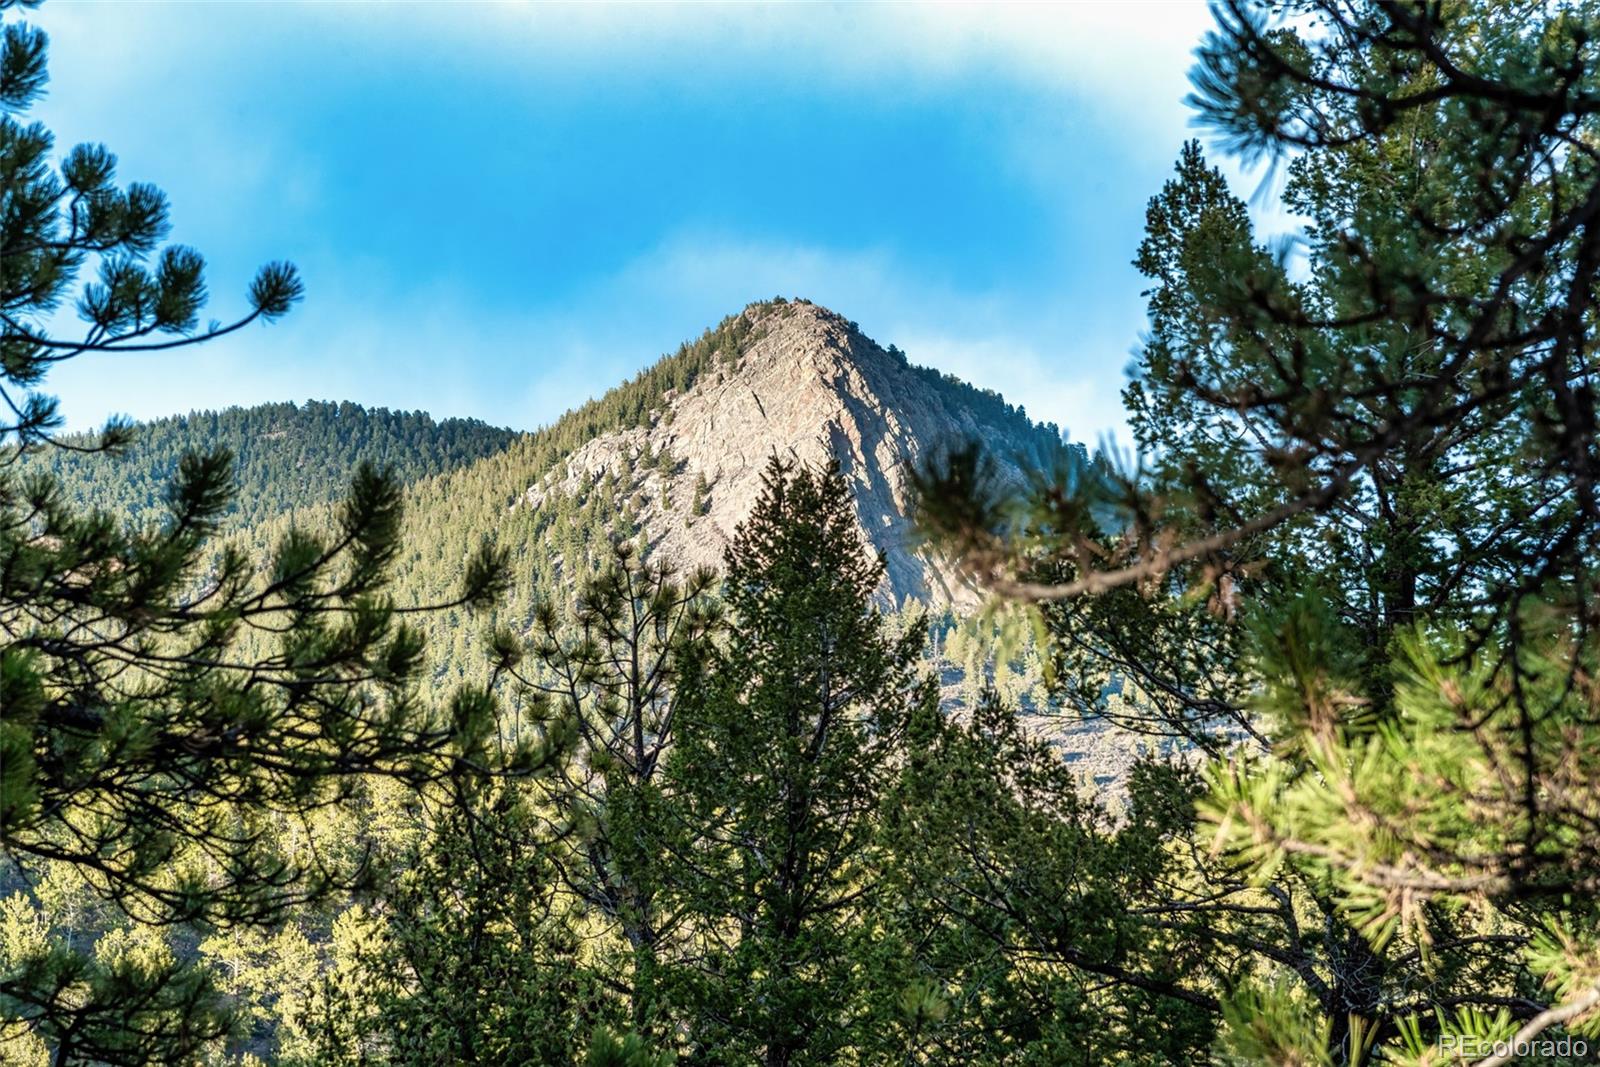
17 400 517 531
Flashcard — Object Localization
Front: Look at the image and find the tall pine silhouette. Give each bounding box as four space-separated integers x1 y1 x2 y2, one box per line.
665 457 935 1066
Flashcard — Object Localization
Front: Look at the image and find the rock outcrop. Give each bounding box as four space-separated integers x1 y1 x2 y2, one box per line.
520 299 1067 607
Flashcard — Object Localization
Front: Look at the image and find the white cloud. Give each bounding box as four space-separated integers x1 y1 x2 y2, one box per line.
419 2 1213 90
36 3 1215 148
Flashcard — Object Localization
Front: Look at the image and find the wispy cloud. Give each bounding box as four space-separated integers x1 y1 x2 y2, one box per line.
402 2 1214 100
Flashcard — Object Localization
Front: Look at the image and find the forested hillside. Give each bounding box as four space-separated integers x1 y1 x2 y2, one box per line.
222 299 1074 685
16 400 517 530
8 2 1600 1065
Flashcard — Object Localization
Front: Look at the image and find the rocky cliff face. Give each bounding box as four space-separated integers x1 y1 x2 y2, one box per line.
520 299 1066 608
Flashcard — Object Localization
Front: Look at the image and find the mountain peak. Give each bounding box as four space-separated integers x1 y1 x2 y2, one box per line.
520 300 1065 608
728 298 911 378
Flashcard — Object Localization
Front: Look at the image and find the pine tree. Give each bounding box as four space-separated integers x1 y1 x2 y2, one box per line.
663 457 935 1066
915 2 1600 1061
877 692 1216 1065
0 7 525 1059
690 471 710 517
18 400 515 533
294 778 589 1067
489 542 719 1039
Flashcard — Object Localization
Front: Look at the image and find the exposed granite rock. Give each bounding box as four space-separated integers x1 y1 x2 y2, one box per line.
520 300 1063 608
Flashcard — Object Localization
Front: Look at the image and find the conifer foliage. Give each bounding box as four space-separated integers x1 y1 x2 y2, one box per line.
664 457 936 1066
916 1 1600 1062
21 400 517 533
0 5 528 1060
490 542 721 1040
10 0 1600 1064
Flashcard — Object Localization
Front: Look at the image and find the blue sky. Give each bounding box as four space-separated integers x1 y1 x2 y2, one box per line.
29 1 1267 446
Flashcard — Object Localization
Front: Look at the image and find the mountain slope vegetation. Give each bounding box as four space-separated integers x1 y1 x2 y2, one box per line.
16 400 517 531
227 299 1080 688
